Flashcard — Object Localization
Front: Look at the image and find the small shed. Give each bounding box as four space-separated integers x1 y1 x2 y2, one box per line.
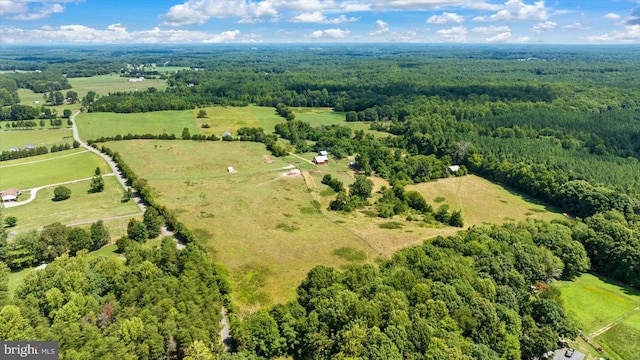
23 144 36 150
227 166 236 173
8 146 19 152
448 165 460 173
313 155 329 165
319 150 328 156
1 188 21 202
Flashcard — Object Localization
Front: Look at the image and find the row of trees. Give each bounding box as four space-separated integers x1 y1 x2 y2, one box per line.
0 221 110 270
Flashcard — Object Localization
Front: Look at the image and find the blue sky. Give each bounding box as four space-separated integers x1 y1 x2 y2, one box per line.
1 0 640 44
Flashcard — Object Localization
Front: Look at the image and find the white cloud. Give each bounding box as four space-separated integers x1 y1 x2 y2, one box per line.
161 0 279 26
290 11 357 24
1 0 76 20
436 26 467 42
474 0 550 22
471 25 510 33
160 0 504 26
426 12 463 24
588 25 640 43
516 36 530 42
307 28 350 39
532 21 556 32
368 0 500 11
604 13 621 21
369 19 389 35
0 23 260 44
562 23 591 31
486 31 512 42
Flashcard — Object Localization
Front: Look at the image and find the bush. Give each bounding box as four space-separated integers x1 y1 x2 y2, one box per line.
53 186 71 201
4 216 17 227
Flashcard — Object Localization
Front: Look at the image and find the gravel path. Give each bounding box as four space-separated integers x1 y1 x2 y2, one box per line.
70 111 184 249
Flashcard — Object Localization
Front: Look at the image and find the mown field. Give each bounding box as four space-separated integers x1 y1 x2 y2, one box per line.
557 273 640 360
0 128 74 151
76 110 200 140
0 149 109 189
3 175 141 235
104 140 380 310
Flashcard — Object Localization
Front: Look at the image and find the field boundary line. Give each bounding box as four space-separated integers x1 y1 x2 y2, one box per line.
590 306 640 338
0 149 90 169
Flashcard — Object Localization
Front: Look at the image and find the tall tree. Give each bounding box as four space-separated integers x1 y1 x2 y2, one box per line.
89 167 104 193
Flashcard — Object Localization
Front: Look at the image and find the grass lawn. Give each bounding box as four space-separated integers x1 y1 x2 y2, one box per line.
3 175 141 234
75 110 200 141
557 273 640 360
0 150 110 189
406 175 564 226
104 140 380 312
0 128 74 151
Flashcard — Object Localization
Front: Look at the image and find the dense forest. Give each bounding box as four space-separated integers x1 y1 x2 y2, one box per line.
2 45 640 359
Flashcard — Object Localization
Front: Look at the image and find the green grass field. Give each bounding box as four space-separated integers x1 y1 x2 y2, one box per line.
0 149 110 189
102 139 565 311
104 140 380 311
406 175 564 226
557 273 640 360
3 175 141 234
75 110 200 141
0 128 74 151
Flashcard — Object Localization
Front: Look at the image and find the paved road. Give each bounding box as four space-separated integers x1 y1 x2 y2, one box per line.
70 111 184 249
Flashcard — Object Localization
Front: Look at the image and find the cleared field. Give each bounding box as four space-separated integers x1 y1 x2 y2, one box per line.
67 74 167 99
0 150 110 189
104 140 380 311
557 273 640 360
76 110 199 141
406 175 563 226
196 106 261 135
292 107 391 137
0 128 74 151
3 176 141 234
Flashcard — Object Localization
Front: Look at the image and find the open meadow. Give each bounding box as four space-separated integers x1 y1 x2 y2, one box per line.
0 149 110 189
557 273 640 360
103 139 566 310
104 140 381 310
75 105 390 143
0 128 74 151
3 175 141 235
76 110 200 140
406 175 564 226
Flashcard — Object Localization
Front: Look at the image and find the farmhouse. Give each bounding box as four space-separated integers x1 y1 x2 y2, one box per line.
23 144 36 151
1 188 21 202
8 146 19 152
313 155 329 165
